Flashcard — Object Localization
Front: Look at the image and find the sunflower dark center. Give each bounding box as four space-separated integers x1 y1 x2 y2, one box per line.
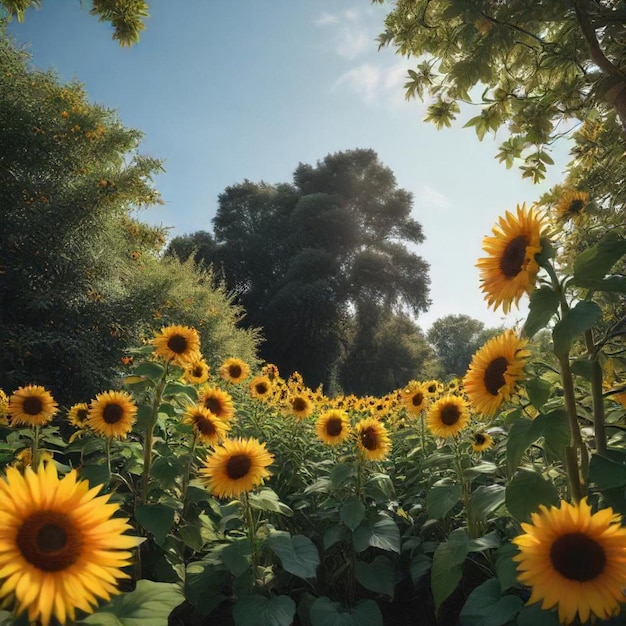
103 403 123 424
76 408 89 422
440 405 460 425
326 417 343 437
17 511 82 572
550 532 606 582
473 433 486 445
412 392 424 407
568 199 584 214
255 383 268 395
226 454 252 479
23 396 43 415
167 334 188 354
484 357 509 395
196 416 216 436
228 364 242 379
204 397 223 415
360 427 378 450
427 384 437 393
292 397 307 412
192 365 204 377
499 235 528 278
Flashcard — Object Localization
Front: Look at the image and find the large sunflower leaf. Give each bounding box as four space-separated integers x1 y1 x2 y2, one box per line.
459 578 523 626
505 469 559 522
572 232 626 286
522 286 560 338
552 301 602 359
80 580 184 626
431 528 469 613
516 604 561 625
310 597 383 626
352 513 400 554
355 556 395 599
232 594 295 626
265 531 320 580
248 487 293 516
506 417 544 475
426 483 462 519
340 495 365 530
134 503 176 544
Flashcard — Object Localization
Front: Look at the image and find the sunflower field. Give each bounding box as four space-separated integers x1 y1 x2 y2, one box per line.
2 197 626 626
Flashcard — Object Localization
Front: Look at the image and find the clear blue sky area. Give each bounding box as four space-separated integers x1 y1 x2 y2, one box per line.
6 1 572 331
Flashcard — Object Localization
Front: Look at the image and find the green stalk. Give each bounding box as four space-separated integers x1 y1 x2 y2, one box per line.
141 364 169 505
182 433 197 516
105 436 112 483
453 438 477 538
585 329 607 455
32 424 40 468
242 491 259 588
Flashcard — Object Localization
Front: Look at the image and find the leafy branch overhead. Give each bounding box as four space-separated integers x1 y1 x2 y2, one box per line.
377 0 626 182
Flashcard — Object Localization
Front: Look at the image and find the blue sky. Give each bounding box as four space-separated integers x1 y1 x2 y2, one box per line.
6 1 571 331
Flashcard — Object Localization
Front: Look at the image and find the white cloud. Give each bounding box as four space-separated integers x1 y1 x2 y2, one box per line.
336 26 370 60
314 12 338 26
334 63 381 102
413 183 450 211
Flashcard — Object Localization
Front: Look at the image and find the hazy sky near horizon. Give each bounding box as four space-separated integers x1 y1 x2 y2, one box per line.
6 1 572 331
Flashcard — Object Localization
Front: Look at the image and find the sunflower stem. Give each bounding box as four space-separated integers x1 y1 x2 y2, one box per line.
453 438 477 539
105 436 112 484
585 329 607 455
182 433 197 516
142 364 169 505
32 424 40 468
242 491 259 588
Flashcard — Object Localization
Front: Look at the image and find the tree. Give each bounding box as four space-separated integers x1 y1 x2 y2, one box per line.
427 315 503 379
0 35 259 406
169 149 432 391
1 0 149 46
376 0 626 183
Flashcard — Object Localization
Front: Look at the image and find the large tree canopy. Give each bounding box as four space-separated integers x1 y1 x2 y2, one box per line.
169 149 432 392
376 0 626 184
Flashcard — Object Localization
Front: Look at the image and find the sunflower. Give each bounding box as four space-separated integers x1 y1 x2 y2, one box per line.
471 431 494 453
197 386 235 422
249 375 273 401
183 359 210 385
219 357 251 384
316 409 350 445
87 390 137 439
66 403 90 429
355 417 391 461
0 463 141 626
152 324 201 365
423 380 443 396
513 498 626 625
182 405 229 446
401 381 429 416
288 393 314 420
261 363 280 381
0 390 9 426
555 190 589 221
477 204 546 314
426 395 470 439
9 385 58 427
464 330 530 418
198 437 274 499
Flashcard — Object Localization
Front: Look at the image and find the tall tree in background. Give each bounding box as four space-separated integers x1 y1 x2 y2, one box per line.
169 149 431 392
427 315 503 379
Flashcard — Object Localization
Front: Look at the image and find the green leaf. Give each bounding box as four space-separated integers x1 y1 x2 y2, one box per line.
310 597 383 626
522 287 560 338
81 580 184 626
219 540 251 576
248 487 293 516
323 523 347 551
516 604 561 626
524 377 552 412
265 531 320 580
506 417 543 475
133 361 165 382
150 455 185 489
495 543 520 592
233 594 296 626
184 561 227 615
459 578 523 626
355 556 396 599
573 232 626 286
79 463 111 489
536 409 570 463
135 504 176 544
505 469 559 522
352 514 401 554
410 554 431 583
340 495 365 531
330 463 356 489
469 485 506 524
178 523 204 552
552 301 602 359
162 381 197 401
426 483 462 519
431 528 469 613
589 453 626 490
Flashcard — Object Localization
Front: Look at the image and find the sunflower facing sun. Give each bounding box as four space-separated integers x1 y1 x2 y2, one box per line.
316 409 351 446
555 190 589 221
219 357 250 384
198 437 274 499
400 381 429 416
8 385 58 427
183 359 210 385
355 417 391 461
0 463 141 626
464 330 530 418
513 498 626 625
182 405 229 446
87 390 137 439
197 386 235 422
477 204 546 314
426 395 470 439
152 324 201 365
